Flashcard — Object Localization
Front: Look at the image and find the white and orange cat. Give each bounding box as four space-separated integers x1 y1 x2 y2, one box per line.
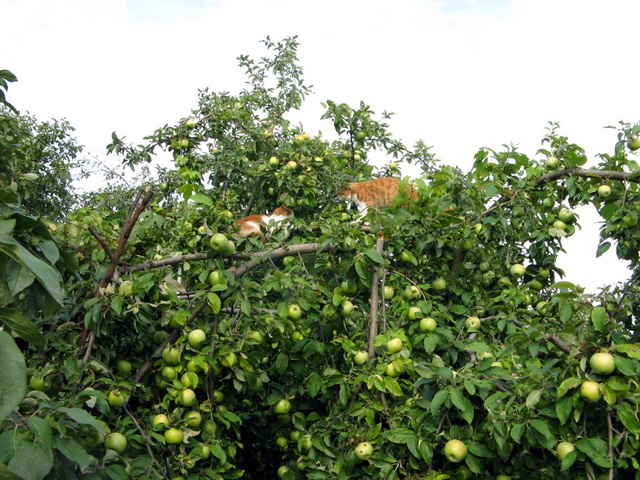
337 177 418 218
235 205 294 237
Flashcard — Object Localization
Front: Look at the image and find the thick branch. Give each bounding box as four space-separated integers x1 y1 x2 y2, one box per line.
368 232 385 358
230 242 334 279
535 167 640 185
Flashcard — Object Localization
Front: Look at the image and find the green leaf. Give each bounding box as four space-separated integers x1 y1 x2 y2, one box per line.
614 356 638 376
0 306 45 347
207 292 221 313
430 389 448 415
54 437 91 471
191 194 213 206
7 442 53 480
556 397 574 425
510 423 525 443
0 235 63 305
590 306 607 333
0 463 22 480
0 331 26 422
386 428 415 444
26 417 52 444
530 419 552 440
210 442 227 464
616 343 640 359
104 463 130 480
616 402 640 433
557 377 582 398
364 248 384 265
275 352 289 375
38 240 60 265
596 241 611 258
383 376 403 396
58 407 107 434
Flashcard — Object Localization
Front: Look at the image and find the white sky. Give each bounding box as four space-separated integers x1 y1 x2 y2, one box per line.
2 0 639 293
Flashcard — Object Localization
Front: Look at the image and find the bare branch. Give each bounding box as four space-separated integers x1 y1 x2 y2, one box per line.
534 167 640 185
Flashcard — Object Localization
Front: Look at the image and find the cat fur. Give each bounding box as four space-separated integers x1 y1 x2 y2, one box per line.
235 205 294 237
337 177 417 218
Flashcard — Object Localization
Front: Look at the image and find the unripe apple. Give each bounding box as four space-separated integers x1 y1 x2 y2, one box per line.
589 352 615 375
431 278 447 291
597 185 611 197
354 441 374 460
443 439 467 463
383 285 395 299
407 306 422 320
209 233 230 251
558 208 574 223
152 413 170 427
580 380 602 403
465 316 481 330
188 329 206 348
419 317 437 332
545 156 559 169
287 304 302 320
341 300 354 315
386 337 403 354
119 280 133 297
510 264 526 278
179 389 197 407
353 351 369 365
555 441 575 460
274 398 291 414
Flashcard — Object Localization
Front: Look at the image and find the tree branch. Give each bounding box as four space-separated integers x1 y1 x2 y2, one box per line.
534 167 640 185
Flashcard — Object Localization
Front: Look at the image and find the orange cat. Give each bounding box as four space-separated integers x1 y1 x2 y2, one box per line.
235 205 294 237
337 177 417 218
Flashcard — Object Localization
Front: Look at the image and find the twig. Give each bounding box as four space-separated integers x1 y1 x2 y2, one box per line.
123 404 167 479
607 411 614 480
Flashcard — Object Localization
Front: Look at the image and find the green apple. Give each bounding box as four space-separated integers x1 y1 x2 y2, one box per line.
552 219 567 230
119 280 133 297
208 270 225 286
220 240 236 257
496 476 511 480
209 233 229 251
287 304 302 320
510 264 526 277
162 347 181 366
389 162 398 169
580 380 602 402
385 362 402 377
105 432 127 454
220 352 237 368
116 360 132 375
383 285 395 299
627 137 640 151
558 208 574 223
341 300 355 315
276 436 288 448
354 441 374 460
407 306 422 320
152 414 170 427
274 398 291 414
179 389 197 407
164 427 184 444
432 278 447 291
590 352 615 375
247 329 264 344
542 197 555 208
161 365 177 381
354 351 369 365
108 390 126 408
597 185 611 197
555 441 575 460
419 317 437 332
474 222 483 234
405 285 421 299
478 261 490 272
546 156 559 169
212 389 224 403
443 439 467 463
465 316 481 330
184 410 202 428
286 160 298 170
277 466 289 479
386 337 403 354
399 251 412 263
269 156 279 166
188 329 206 348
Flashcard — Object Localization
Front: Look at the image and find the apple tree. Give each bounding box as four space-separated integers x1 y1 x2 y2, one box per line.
2 38 640 480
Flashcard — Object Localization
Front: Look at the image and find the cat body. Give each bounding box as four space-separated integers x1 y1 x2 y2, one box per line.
337 177 417 218
235 205 294 237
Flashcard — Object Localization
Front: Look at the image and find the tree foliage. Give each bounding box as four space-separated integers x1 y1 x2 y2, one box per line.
2 38 640 480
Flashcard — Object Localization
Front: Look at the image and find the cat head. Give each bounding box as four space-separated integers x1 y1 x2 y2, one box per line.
272 204 294 217
336 184 353 198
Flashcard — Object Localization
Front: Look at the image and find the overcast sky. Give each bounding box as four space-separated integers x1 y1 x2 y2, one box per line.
2 0 639 292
